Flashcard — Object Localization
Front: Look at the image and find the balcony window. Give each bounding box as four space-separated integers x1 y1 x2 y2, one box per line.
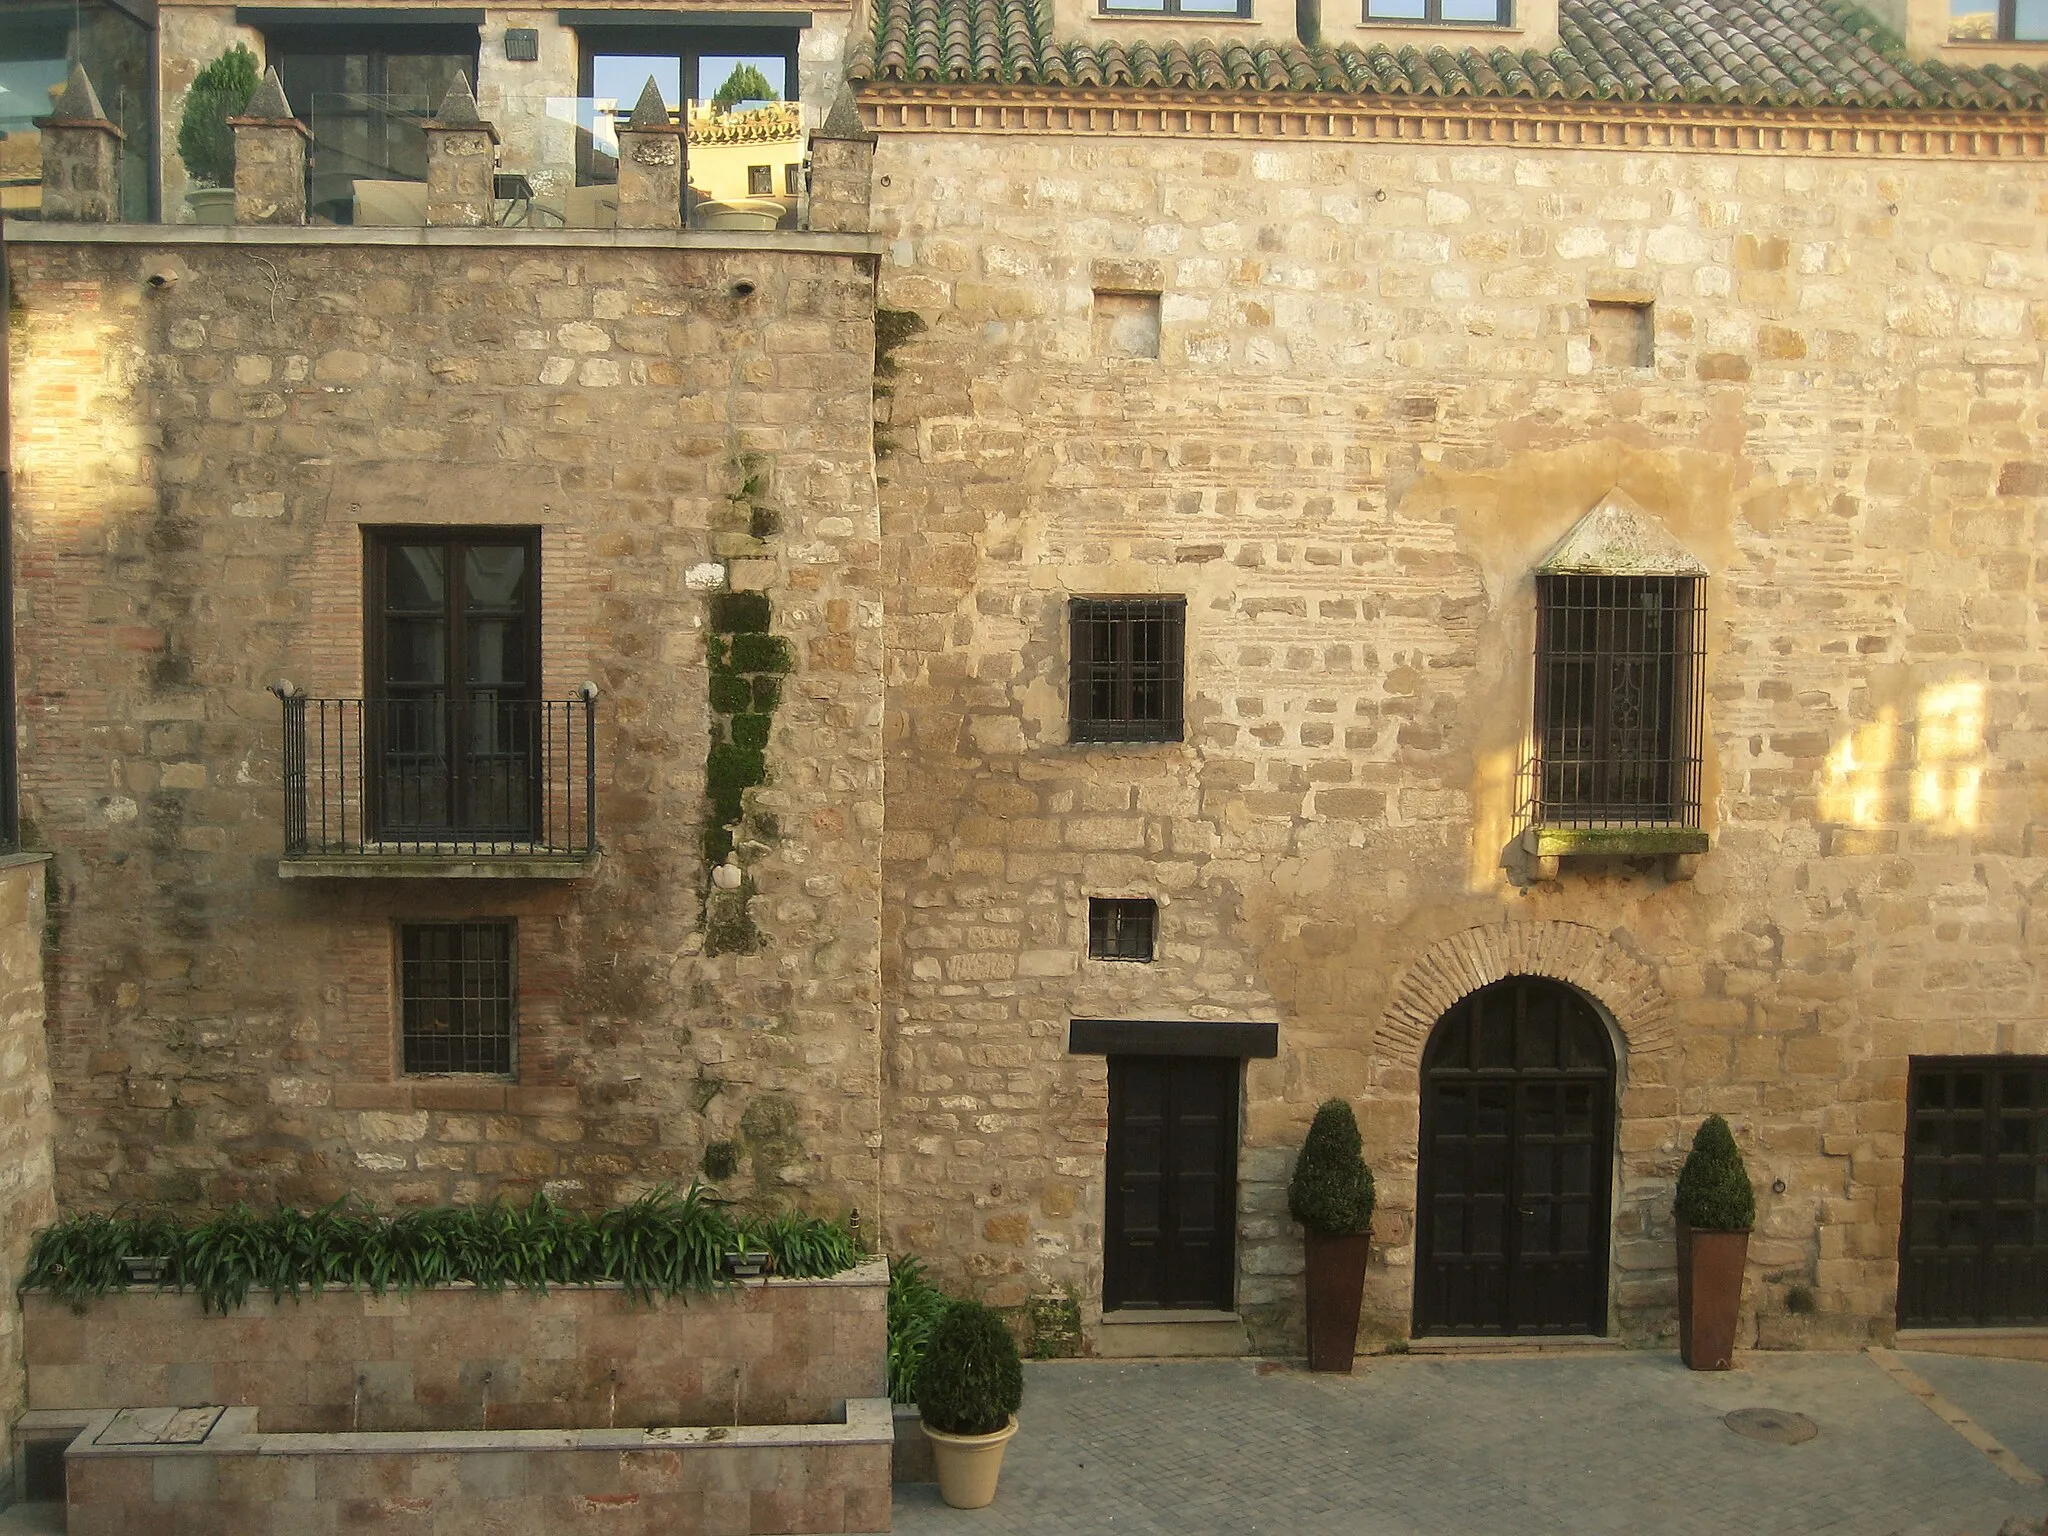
1069 597 1186 744
276 528 598 875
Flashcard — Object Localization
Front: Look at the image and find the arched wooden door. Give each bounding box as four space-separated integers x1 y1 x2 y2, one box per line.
1414 976 1616 1336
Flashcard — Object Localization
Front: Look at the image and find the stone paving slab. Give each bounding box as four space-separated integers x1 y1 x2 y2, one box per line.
1899 1351 2048 1482
893 1354 2048 1536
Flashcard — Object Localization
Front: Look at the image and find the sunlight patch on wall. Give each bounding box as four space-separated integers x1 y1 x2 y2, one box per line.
1912 680 1984 833
1818 680 1985 833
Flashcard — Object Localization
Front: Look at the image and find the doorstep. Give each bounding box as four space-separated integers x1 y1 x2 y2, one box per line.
1405 1334 1623 1356
1894 1327 2048 1364
1097 1310 1253 1359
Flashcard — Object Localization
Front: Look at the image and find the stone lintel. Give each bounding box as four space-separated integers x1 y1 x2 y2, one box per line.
1536 489 1708 577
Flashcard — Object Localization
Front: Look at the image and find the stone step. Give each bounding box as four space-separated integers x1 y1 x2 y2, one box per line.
1406 1333 1623 1356
1895 1328 2048 1364
1097 1310 1253 1359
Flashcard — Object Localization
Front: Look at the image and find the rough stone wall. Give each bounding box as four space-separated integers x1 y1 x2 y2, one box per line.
867 132 2048 1349
8 237 883 1219
0 854 56 1495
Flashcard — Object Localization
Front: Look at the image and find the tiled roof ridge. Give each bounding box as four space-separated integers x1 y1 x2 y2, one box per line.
848 0 2048 111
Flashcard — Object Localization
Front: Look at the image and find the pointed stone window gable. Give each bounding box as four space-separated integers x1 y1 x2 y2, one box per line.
1521 492 1709 865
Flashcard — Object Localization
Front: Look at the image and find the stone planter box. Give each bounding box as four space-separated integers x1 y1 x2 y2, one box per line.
61 1402 894 1536
25 1259 886 1433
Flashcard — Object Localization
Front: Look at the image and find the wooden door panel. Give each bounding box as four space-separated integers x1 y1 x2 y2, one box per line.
1415 977 1614 1337
1105 1056 1239 1313
1900 1058 2048 1328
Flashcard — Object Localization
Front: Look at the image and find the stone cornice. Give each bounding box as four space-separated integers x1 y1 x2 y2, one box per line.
857 86 2048 158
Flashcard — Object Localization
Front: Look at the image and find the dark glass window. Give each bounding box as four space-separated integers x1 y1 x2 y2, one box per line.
1090 898 1157 962
401 922 514 1075
2 0 156 220
1070 597 1185 744
1364 0 1510 20
575 27 798 187
747 163 772 195
268 24 479 223
366 529 540 839
1533 575 1704 826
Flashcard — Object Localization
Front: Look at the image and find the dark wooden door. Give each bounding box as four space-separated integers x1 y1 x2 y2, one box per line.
1104 1056 1238 1312
1899 1058 2048 1328
1415 977 1615 1336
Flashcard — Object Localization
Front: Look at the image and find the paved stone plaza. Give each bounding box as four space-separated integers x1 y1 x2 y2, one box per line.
892 1352 2048 1536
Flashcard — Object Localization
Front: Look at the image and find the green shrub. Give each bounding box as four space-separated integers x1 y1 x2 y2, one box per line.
887 1254 952 1403
916 1298 1022 1435
177 44 260 188
1288 1098 1375 1235
23 1186 861 1315
1674 1114 1755 1232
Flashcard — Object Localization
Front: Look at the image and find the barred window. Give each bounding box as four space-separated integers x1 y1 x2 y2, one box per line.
400 922 515 1075
1069 597 1185 744
1533 575 1704 826
1089 898 1157 962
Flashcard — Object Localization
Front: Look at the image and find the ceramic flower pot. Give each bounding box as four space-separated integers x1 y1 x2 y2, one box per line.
185 186 237 225
1676 1220 1749 1371
1304 1229 1371 1373
922 1415 1018 1508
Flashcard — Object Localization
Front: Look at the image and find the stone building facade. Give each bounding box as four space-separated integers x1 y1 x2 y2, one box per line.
854 0 2048 1349
6 0 2048 1368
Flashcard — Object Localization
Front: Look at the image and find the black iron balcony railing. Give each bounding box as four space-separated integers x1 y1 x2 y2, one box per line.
276 687 598 858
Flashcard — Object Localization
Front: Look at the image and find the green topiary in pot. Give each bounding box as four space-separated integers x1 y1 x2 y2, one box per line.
1674 1114 1755 1232
177 43 261 188
1289 1098 1375 1235
916 1298 1023 1436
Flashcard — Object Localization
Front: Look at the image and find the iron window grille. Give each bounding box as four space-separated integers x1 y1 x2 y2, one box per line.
1521 574 1705 829
1089 898 1158 962
400 921 515 1075
1069 597 1186 744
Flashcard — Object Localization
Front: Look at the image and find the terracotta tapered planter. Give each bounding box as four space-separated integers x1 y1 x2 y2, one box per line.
923 1416 1017 1508
1676 1220 1749 1371
1303 1230 1371 1373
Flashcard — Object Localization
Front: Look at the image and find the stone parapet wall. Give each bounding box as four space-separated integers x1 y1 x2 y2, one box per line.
6 233 885 1218
26 1259 886 1432
0 854 56 1496
62 1403 894 1536
867 131 2048 1349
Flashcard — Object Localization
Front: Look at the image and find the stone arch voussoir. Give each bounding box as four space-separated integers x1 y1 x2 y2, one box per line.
1379 920 1675 1068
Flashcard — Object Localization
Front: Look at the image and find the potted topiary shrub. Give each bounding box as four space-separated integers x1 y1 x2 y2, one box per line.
177 43 261 224
1673 1113 1755 1371
916 1298 1023 1509
1289 1098 1375 1373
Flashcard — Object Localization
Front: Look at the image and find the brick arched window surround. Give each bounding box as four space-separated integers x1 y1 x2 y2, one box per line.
1378 919 1677 1069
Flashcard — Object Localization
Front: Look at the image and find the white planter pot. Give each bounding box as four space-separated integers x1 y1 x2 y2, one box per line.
921 1415 1017 1509
186 187 237 225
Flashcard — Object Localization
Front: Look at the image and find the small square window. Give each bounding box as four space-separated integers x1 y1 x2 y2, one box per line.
1092 290 1161 359
747 164 773 196
1089 898 1157 962
1589 300 1653 369
401 922 515 1075
1069 597 1186 743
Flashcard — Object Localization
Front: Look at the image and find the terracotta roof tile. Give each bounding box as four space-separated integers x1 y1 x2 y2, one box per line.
848 0 2048 110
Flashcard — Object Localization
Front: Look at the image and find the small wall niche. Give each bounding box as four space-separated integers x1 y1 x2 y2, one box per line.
1589 299 1654 369
1093 290 1162 359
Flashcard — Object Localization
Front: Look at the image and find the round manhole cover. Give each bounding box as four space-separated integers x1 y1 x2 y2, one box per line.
1724 1407 1819 1445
